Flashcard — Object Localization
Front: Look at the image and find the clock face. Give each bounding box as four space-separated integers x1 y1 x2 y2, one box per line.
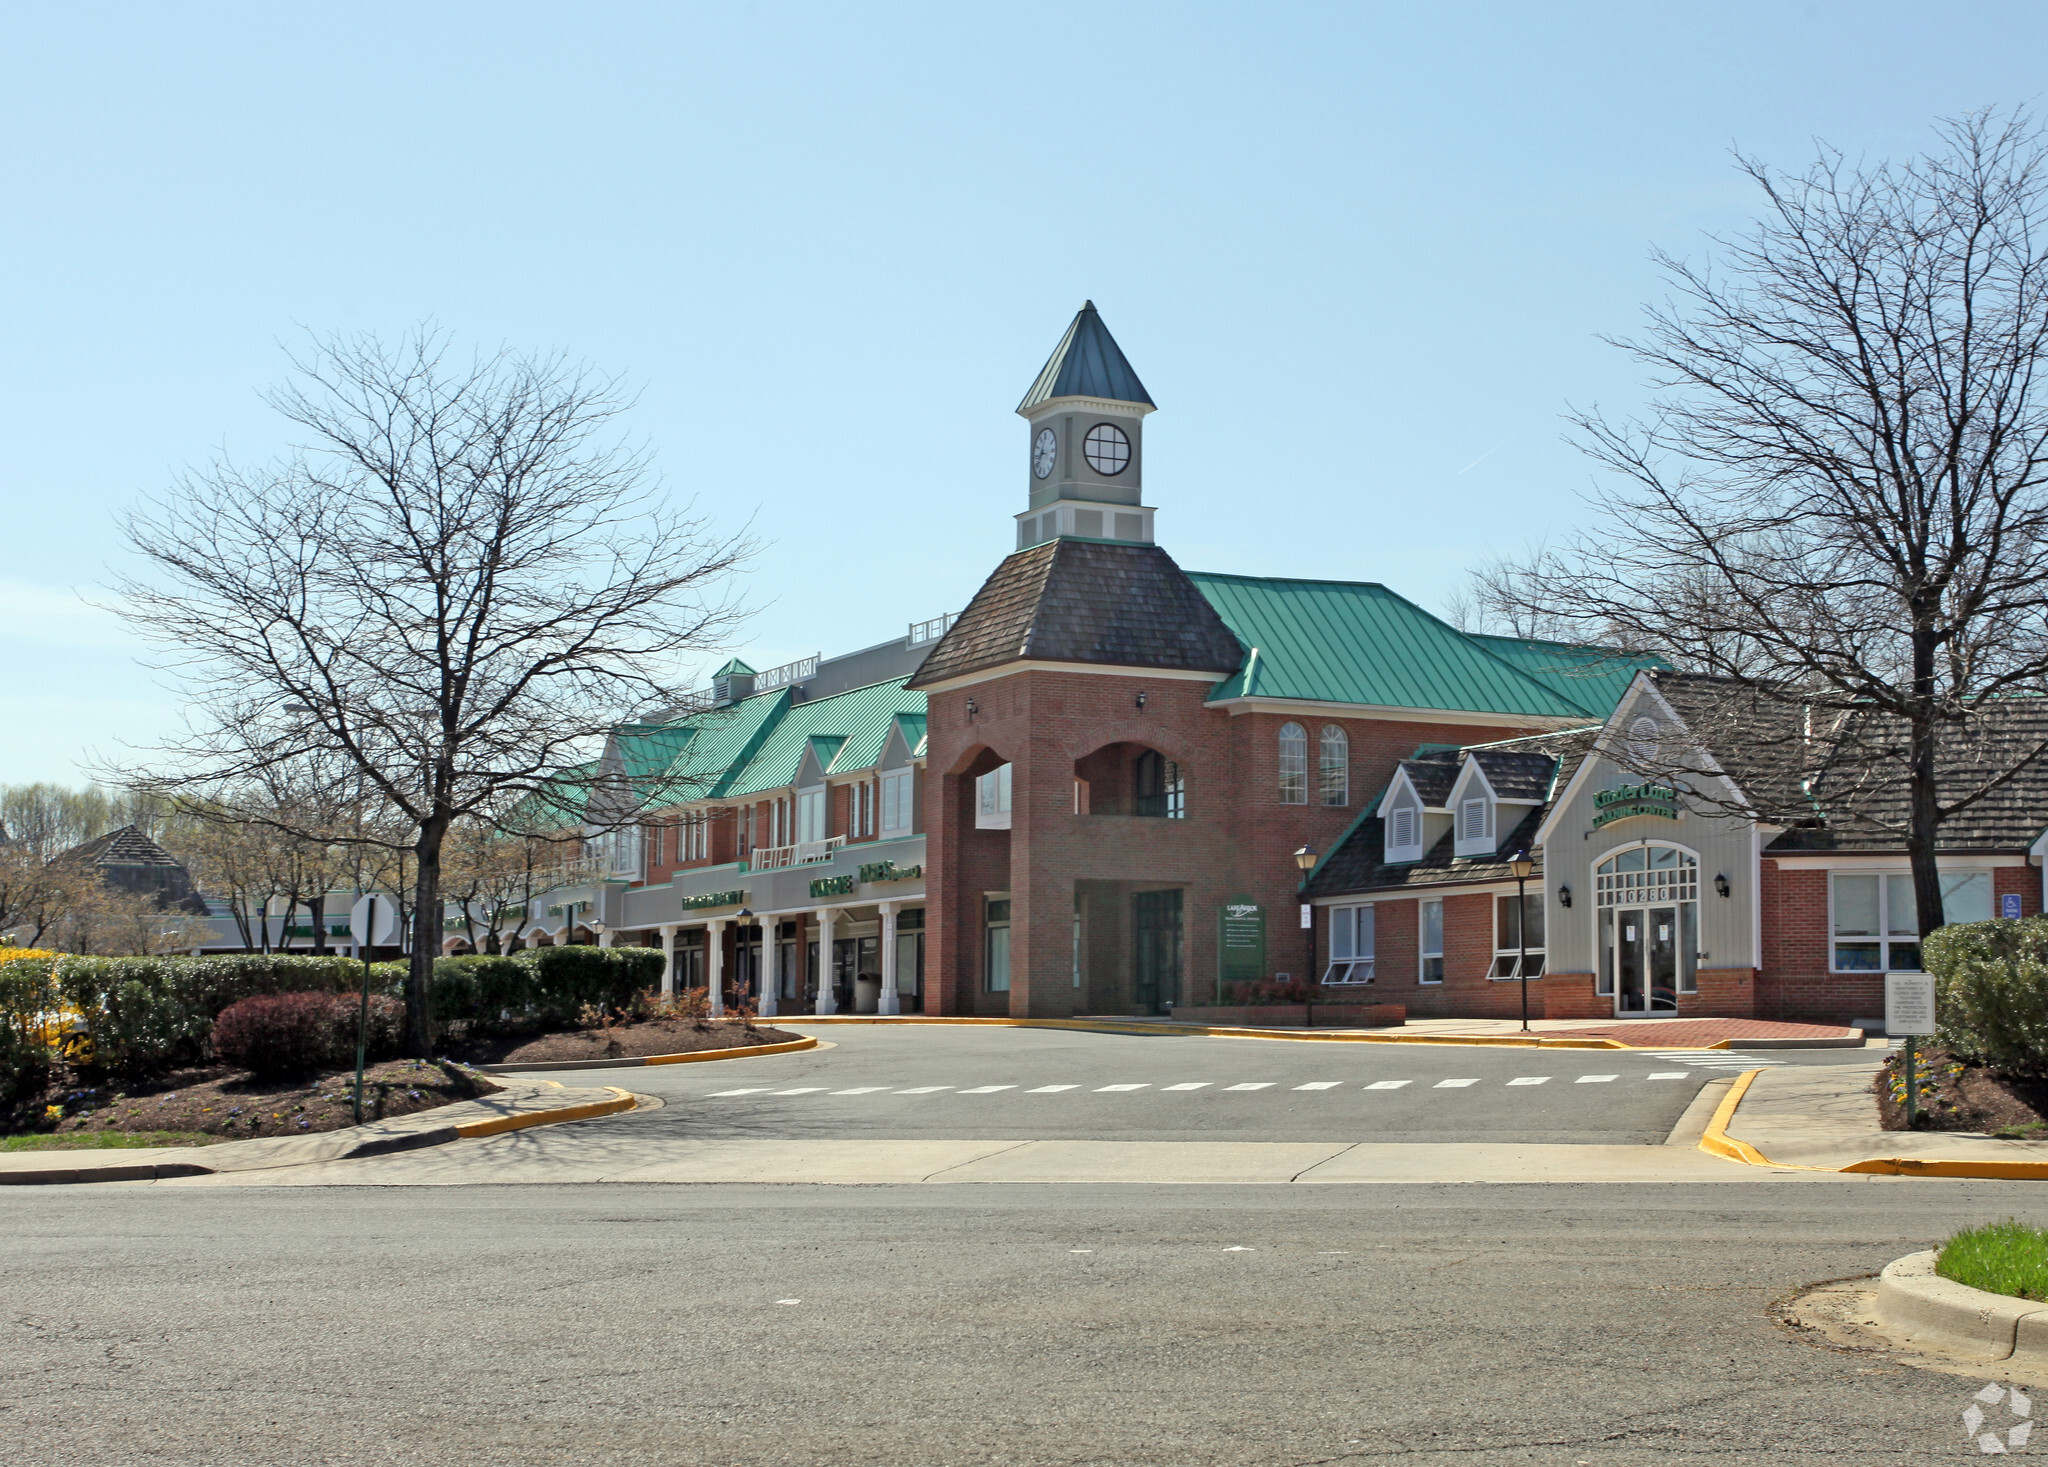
1032 428 1056 479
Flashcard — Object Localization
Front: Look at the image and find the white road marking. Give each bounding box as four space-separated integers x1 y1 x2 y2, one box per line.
775 1298 801 1305
895 1086 953 1094
1575 1075 1618 1084
1224 1082 1274 1091
1027 1084 1080 1092
1293 1081 1342 1090
1163 1082 1211 1091
1506 1077 1550 1086
1364 1080 1410 1090
1096 1083 1150 1092
829 1087 889 1094
1070 1249 1093 1253
958 1085 1016 1094
1646 1072 1689 1080
769 1087 827 1095
1222 1246 1254 1252
1434 1079 1480 1088
708 1088 767 1097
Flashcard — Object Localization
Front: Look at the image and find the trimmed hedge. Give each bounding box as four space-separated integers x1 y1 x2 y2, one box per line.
429 945 664 1034
1927 917 2048 1077
213 991 405 1078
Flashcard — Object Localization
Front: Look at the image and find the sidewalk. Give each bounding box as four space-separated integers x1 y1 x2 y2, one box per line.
0 1078 634 1185
1047 1013 1872 1049
1720 1062 2048 1176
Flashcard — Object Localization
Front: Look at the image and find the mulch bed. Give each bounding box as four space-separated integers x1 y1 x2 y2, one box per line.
15 1059 501 1144
439 1018 800 1067
1873 1044 2048 1135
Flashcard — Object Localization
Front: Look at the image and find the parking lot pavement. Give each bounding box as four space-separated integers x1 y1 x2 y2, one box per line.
493 1023 1884 1146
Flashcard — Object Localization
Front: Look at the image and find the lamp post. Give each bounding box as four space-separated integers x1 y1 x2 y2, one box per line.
1293 845 1319 1028
735 908 756 1012
1509 851 1534 1033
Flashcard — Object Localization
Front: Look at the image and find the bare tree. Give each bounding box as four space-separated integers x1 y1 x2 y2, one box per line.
1482 109 2048 940
108 330 751 1053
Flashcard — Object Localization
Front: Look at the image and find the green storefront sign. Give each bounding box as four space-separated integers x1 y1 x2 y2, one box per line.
680 889 747 911
1591 782 1679 829
810 874 857 899
1217 897 1267 1000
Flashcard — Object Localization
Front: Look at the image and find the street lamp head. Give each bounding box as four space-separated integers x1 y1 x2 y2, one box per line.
735 907 754 920
1292 844 1319 873
1508 851 1534 880
1713 873 1731 898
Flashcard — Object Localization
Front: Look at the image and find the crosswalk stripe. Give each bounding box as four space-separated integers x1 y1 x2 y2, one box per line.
1293 1081 1342 1090
1364 1080 1410 1090
769 1087 826 1095
1163 1082 1211 1091
1096 1083 1149 1092
1575 1075 1618 1084
829 1087 890 1094
1646 1072 1688 1080
1224 1082 1274 1091
1435 1079 1480 1088
959 1085 1015 1094
708 1088 766 1097
896 1086 952 1094
1026 1084 1079 1092
1506 1077 1549 1086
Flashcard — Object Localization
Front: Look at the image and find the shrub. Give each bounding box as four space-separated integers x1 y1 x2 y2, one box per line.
1926 917 2048 1077
0 954 56 1105
212 991 403 1078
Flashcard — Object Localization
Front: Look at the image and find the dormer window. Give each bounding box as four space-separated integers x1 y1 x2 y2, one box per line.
1459 797 1490 842
1383 793 1424 863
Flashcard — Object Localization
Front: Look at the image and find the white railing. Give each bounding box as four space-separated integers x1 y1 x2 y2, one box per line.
908 613 956 647
749 836 846 870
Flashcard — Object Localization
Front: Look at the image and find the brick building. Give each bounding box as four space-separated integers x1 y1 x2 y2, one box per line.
537 302 2045 1030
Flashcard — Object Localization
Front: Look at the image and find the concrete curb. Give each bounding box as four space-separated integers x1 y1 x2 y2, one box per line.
1699 1068 2048 1178
1876 1250 2048 1360
0 1083 639 1184
476 1035 819 1074
777 1015 1637 1049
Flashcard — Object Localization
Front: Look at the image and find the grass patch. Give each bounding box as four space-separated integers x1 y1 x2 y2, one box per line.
1938 1219 2048 1300
0 1130 215 1152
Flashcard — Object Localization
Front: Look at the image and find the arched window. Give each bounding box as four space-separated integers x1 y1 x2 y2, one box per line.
1277 723 1308 804
1319 725 1349 807
1627 716 1660 765
1593 843 1699 1014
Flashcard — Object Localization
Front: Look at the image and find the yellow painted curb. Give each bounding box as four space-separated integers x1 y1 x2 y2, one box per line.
643 1035 819 1066
452 1086 636 1138
1698 1068 1774 1165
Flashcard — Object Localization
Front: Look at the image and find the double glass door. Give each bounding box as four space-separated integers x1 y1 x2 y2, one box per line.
1605 905 1687 1016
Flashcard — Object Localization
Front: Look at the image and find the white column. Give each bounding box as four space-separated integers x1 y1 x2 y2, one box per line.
596 925 615 949
707 918 727 1018
815 907 839 1014
758 918 779 1018
659 924 678 998
878 901 900 1016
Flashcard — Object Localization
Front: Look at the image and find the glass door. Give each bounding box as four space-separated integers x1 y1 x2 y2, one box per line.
1610 905 1680 1016
1133 890 1184 1014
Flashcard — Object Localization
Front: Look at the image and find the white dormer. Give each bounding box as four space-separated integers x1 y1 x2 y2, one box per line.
1448 759 1500 859
1380 766 1432 863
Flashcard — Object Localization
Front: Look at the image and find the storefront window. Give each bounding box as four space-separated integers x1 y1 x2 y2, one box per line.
1420 900 1443 983
1325 905 1374 984
986 899 1011 992
1595 844 1699 1011
1831 871 1991 972
1489 893 1545 978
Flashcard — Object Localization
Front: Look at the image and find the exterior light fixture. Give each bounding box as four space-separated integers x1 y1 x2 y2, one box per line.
1557 884 1572 908
965 698 978 719
1293 844 1319 873
1508 851 1534 1032
1714 873 1731 898
1291 845 1320 1026
1136 691 1147 710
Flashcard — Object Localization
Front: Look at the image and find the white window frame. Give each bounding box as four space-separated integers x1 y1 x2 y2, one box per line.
1383 796 1423 863
976 764 1013 830
796 785 828 845
1828 869 1993 974
1324 903 1374 985
1278 722 1308 805
1488 891 1545 979
1319 725 1349 808
1454 795 1493 856
880 768 914 836
1420 898 1444 984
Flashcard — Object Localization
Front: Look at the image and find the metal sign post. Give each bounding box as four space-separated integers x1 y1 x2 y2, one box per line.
348 894 382 1125
1885 972 1938 1127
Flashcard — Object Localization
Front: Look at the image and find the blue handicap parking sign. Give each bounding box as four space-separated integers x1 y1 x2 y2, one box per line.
2003 892 2024 920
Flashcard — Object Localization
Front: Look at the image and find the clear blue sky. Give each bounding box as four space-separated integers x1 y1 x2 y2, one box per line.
4 1 2042 783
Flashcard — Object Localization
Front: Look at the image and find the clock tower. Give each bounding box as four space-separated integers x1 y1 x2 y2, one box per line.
1014 301 1157 549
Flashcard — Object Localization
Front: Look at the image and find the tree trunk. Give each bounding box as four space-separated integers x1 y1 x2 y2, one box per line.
310 893 329 955
406 819 448 1058
1908 624 1948 945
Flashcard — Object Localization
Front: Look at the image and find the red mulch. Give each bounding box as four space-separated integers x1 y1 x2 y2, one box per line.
1873 1045 2048 1134
440 1018 800 1066
1543 1019 1861 1047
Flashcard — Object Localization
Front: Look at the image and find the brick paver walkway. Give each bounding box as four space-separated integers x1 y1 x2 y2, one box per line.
1542 1018 1861 1047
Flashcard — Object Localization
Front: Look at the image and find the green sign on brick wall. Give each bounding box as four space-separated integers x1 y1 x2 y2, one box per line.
1217 897 1267 1001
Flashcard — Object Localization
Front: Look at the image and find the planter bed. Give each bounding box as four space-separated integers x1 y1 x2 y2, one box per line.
1874 1044 2048 1136
1172 1003 1405 1028
440 1018 801 1067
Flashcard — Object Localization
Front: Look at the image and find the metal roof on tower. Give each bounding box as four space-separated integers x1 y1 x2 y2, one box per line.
1016 301 1155 413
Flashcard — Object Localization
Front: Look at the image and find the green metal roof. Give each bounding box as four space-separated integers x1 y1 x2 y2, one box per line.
1466 635 1665 718
719 678 930 798
1189 573 1594 720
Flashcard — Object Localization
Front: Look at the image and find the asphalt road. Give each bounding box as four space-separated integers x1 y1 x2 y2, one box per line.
4 1178 2035 1466
530 1024 1883 1145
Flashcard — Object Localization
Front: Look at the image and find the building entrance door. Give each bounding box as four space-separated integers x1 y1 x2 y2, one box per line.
1133 889 1183 1014
1609 905 1680 1016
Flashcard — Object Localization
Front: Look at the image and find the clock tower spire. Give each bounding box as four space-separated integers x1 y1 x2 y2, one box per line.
1014 301 1157 550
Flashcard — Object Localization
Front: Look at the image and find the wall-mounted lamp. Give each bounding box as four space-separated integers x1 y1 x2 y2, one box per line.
1136 691 1147 710
1557 883 1573 908
1714 873 1731 898
965 698 978 719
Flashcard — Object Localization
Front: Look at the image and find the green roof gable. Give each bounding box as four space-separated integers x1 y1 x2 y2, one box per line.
720 678 929 798
1189 573 1593 720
